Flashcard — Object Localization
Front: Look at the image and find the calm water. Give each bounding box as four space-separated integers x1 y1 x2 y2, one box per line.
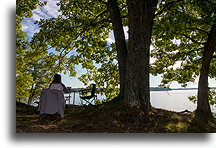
151 90 215 113
65 90 215 113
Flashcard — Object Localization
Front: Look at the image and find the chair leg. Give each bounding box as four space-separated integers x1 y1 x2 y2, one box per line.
80 98 83 106
39 114 41 120
84 99 92 105
80 96 98 106
93 96 97 105
57 113 61 122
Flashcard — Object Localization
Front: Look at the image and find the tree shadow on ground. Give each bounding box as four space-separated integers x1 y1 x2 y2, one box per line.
16 101 216 133
187 113 216 133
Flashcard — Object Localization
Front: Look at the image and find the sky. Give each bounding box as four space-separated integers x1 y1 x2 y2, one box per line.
21 0 215 89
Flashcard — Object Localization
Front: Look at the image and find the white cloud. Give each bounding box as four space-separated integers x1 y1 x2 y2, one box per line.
21 0 61 38
31 12 42 21
22 18 40 38
31 0 61 21
43 0 61 17
21 24 29 30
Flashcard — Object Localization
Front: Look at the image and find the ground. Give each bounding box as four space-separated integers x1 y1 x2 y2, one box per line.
16 102 216 133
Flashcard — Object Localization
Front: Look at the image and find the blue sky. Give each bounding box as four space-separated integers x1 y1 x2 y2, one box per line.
21 0 215 88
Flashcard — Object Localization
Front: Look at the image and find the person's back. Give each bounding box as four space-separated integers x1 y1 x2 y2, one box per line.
49 74 69 94
50 83 64 91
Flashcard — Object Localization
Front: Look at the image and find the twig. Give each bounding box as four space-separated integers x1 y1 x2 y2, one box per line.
182 34 206 45
186 27 209 35
97 0 108 5
155 0 184 17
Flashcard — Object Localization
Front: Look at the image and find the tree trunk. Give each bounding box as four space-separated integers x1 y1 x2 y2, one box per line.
108 0 127 99
28 83 35 105
125 0 157 112
196 24 215 116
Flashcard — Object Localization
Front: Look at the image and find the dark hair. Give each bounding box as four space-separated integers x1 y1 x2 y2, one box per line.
52 74 62 83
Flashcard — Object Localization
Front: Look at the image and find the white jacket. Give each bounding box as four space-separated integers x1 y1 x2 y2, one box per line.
38 88 65 117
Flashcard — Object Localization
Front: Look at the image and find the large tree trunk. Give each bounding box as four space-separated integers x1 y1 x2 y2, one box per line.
196 25 215 116
125 0 157 112
107 0 127 99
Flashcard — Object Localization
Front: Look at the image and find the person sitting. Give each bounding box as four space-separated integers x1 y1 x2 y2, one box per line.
38 74 69 118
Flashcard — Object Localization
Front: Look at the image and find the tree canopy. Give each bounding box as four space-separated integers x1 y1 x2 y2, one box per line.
151 0 216 87
16 0 215 116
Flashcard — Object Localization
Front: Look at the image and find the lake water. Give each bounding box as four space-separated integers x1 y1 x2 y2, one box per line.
65 90 216 113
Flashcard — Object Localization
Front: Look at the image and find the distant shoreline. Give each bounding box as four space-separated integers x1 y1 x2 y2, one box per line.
67 87 216 92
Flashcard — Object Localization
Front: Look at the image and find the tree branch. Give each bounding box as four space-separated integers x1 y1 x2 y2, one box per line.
186 27 209 35
94 9 109 20
154 0 183 17
182 34 206 45
97 0 108 5
121 15 128 19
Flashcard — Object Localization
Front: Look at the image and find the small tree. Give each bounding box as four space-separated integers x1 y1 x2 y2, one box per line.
151 0 216 116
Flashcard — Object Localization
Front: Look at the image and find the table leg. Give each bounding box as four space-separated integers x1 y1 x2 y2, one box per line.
73 92 75 111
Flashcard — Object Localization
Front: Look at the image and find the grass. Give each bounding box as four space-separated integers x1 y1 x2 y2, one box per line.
16 101 216 133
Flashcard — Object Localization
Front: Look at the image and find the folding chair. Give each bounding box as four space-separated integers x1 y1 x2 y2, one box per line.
79 84 97 105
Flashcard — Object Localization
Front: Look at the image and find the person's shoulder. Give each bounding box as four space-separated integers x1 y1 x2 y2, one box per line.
50 83 62 86
52 82 60 84
60 82 66 86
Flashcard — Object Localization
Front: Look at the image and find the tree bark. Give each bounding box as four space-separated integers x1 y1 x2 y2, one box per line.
125 0 157 112
28 83 36 105
196 24 215 116
107 0 127 99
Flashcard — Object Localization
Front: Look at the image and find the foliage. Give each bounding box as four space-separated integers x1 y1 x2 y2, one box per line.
33 0 122 99
188 89 216 106
16 0 73 103
16 0 120 102
16 0 41 18
32 0 170 100
17 0 215 103
151 0 216 87
16 0 39 101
